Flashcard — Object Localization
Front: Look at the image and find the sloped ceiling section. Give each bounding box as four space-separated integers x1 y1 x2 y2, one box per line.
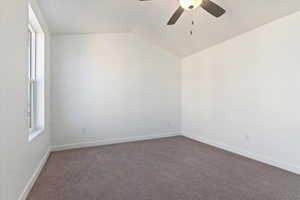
38 0 300 57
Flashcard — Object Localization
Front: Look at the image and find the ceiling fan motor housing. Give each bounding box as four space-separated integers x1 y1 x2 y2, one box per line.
166 0 225 25
179 0 203 10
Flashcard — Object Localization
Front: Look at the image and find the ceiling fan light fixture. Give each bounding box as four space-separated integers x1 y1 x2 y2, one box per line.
179 0 203 10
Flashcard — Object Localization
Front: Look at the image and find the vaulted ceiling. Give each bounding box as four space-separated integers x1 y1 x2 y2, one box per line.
37 0 300 57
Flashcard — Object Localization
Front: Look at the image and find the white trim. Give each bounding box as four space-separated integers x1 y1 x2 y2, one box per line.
28 128 45 143
28 4 44 34
18 149 50 200
16 131 300 200
17 133 179 200
52 132 180 152
182 131 300 175
28 3 46 143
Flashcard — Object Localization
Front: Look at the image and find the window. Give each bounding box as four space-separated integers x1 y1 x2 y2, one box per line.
28 4 45 142
28 24 36 131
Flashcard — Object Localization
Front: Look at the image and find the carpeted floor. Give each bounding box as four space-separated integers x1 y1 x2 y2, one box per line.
27 136 300 200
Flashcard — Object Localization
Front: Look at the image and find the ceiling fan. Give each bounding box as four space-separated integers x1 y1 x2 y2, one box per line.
139 0 226 25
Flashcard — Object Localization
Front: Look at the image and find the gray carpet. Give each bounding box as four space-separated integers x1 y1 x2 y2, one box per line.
27 136 300 200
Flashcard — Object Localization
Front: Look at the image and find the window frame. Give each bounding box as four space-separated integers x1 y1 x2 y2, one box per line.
28 4 45 142
28 24 36 132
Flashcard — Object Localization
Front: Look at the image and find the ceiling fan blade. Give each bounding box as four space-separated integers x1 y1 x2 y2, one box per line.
167 7 184 25
201 0 225 18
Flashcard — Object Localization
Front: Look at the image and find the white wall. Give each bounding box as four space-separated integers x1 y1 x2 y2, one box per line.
181 11 300 174
0 0 51 199
51 33 181 148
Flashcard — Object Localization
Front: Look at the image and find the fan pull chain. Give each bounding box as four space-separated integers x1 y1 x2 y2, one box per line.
191 20 194 35
190 12 194 36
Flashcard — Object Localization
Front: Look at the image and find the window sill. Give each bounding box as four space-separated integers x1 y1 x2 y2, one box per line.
28 128 44 143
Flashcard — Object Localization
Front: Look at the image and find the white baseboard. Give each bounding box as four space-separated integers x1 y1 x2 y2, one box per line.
17 133 179 200
52 132 180 152
182 132 300 175
19 131 299 200
18 149 51 200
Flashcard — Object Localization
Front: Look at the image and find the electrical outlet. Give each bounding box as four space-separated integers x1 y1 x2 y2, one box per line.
81 128 87 134
245 133 250 141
